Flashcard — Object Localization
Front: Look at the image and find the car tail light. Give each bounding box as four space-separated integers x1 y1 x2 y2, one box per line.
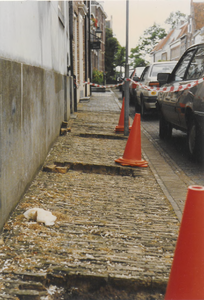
149 81 160 87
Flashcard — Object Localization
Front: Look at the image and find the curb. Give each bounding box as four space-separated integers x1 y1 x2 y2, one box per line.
111 89 183 222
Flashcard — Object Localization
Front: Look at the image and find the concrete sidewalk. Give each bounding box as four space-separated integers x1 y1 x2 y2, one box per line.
0 90 180 299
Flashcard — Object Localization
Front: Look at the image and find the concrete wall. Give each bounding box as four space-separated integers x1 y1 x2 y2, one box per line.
0 1 69 74
0 1 72 230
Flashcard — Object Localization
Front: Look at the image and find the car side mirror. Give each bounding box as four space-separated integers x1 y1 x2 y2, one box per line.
157 73 170 86
133 76 140 82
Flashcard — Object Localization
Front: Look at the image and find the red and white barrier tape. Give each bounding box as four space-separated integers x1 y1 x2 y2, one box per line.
127 77 204 93
83 81 123 88
75 81 123 89
81 77 204 93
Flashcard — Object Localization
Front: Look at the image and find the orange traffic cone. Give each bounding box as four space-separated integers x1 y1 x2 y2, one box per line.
165 185 204 300
115 113 148 167
115 97 132 132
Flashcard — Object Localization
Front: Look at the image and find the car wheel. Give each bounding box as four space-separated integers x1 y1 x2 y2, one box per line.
187 118 202 160
159 114 172 139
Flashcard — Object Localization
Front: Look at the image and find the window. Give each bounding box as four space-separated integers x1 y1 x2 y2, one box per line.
171 46 180 60
173 50 195 81
140 67 149 81
186 47 204 80
161 52 167 61
150 63 176 77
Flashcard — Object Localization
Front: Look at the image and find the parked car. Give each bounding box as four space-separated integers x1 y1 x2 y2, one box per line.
135 66 146 78
157 43 204 160
135 61 177 117
129 67 145 104
122 68 138 101
117 76 124 92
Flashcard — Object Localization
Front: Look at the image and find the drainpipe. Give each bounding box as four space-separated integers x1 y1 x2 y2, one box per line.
88 1 92 95
69 1 73 77
85 1 88 97
69 1 77 112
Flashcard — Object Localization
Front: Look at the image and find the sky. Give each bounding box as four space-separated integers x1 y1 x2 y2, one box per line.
102 0 195 55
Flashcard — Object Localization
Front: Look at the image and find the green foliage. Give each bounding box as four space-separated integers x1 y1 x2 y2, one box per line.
115 46 126 68
105 10 185 81
130 45 147 68
139 23 167 55
105 27 120 82
165 11 187 29
115 45 126 78
129 23 166 67
92 68 104 85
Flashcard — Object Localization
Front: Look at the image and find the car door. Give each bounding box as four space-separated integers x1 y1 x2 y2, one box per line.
178 46 204 128
129 69 136 97
161 49 196 127
136 66 150 104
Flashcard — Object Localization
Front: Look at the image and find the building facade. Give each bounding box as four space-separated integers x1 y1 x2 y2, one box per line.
71 1 90 101
151 22 189 62
90 1 107 81
151 0 204 63
0 0 108 232
0 1 76 230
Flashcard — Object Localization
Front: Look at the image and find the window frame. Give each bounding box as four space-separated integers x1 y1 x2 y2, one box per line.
169 48 197 82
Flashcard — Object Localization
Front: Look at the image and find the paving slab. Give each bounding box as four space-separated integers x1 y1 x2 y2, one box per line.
0 90 180 299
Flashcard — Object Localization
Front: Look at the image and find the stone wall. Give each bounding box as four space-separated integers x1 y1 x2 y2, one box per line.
0 59 71 230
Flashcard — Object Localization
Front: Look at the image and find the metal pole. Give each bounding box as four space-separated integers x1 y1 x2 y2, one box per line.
124 0 129 136
98 49 99 70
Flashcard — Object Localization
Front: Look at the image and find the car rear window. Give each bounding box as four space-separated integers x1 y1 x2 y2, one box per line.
185 47 204 80
150 63 176 77
174 50 195 81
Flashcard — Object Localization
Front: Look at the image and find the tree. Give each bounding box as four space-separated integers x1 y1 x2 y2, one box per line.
115 45 126 77
139 23 167 56
165 11 187 29
105 28 120 82
129 45 147 68
128 11 187 67
129 23 166 66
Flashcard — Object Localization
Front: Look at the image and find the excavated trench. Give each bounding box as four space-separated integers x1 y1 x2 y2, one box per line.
43 132 148 178
1 132 165 300
38 134 164 299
